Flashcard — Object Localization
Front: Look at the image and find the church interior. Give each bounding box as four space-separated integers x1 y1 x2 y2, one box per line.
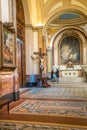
0 0 87 129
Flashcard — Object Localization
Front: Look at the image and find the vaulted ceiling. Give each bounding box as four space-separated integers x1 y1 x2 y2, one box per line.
22 0 87 36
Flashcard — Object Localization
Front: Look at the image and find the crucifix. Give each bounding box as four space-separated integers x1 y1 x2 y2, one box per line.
32 48 46 79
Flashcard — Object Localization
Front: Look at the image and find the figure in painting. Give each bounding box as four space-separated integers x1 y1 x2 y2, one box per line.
4 31 13 64
60 36 80 64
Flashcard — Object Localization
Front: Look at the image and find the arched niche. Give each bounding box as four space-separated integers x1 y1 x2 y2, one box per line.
52 26 87 66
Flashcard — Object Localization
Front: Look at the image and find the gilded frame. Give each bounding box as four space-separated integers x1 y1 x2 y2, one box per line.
0 23 16 69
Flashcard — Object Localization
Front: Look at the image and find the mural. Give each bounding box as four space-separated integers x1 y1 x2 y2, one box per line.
60 36 80 64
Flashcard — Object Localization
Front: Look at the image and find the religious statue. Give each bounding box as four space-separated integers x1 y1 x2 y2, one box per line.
31 48 46 79
66 59 74 68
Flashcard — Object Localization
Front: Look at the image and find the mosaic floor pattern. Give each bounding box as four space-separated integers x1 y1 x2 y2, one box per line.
21 87 87 100
0 121 87 130
10 100 87 118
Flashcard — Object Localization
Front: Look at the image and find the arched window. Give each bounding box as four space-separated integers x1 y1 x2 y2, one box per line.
60 36 80 64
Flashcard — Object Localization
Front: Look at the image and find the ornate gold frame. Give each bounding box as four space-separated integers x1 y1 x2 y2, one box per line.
0 22 16 70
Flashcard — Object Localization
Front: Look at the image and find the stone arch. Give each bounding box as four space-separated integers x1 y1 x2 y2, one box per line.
52 26 87 65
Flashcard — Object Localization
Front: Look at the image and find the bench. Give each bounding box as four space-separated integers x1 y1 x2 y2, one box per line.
0 99 9 114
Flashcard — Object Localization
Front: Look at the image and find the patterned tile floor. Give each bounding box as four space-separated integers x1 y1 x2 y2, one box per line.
1 121 87 130
48 77 87 85
21 77 87 100
18 77 87 118
7 77 87 129
10 100 87 118
21 87 87 100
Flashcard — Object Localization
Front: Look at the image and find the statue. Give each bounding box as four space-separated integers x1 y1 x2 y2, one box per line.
31 48 46 79
66 59 74 68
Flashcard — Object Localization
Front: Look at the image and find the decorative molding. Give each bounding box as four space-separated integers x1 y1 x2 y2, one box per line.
25 24 43 31
3 22 15 33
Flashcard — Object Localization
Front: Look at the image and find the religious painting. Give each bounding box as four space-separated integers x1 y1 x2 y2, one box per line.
2 28 16 69
60 36 80 64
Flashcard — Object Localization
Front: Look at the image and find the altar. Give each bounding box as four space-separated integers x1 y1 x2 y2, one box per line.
59 65 82 77
60 70 82 77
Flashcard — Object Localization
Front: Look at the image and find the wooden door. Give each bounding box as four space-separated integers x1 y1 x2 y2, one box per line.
16 38 23 88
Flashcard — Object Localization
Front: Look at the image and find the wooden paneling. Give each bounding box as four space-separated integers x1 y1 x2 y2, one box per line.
16 40 22 87
16 0 26 87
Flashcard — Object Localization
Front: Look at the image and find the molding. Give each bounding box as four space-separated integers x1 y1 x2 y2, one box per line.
25 24 43 31
3 22 15 33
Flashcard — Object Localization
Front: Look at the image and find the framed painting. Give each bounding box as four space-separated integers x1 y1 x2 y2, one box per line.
60 36 81 64
0 25 16 69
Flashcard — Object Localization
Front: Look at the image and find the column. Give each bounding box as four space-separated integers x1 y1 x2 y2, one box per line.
42 36 47 73
38 27 43 74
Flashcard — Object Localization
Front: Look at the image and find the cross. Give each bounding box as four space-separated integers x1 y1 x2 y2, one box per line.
34 48 46 79
34 48 46 59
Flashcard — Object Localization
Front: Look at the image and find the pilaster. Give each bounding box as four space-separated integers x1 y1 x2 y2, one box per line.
38 27 43 49
42 36 47 73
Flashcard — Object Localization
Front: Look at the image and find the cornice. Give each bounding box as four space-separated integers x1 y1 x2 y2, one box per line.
25 24 43 31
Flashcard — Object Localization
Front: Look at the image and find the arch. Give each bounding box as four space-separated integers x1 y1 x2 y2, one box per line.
43 0 87 24
42 8 87 36
52 26 87 65
52 26 87 48
21 0 30 24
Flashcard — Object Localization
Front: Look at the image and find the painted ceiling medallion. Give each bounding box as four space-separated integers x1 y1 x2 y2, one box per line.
59 13 80 20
